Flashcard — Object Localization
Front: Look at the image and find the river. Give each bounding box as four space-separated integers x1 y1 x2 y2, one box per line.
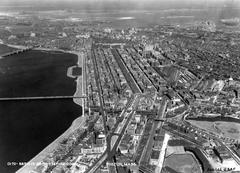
0 48 82 173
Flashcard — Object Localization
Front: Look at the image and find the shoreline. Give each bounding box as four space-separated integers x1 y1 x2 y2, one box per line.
16 48 86 173
5 44 28 50
3 43 73 53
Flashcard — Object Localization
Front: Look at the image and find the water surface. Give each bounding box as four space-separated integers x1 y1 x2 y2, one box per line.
0 49 81 173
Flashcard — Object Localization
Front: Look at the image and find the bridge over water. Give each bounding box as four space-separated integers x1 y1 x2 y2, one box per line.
0 95 87 101
0 47 35 57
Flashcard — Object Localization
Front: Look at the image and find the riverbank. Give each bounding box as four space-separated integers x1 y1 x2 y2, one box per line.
0 44 17 58
16 49 86 173
4 43 71 53
5 44 27 50
72 51 85 107
16 117 86 173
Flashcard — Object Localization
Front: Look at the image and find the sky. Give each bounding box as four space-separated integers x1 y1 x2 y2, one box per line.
0 0 239 11
0 0 231 5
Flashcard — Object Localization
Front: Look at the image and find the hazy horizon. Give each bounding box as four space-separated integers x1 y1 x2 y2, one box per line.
0 0 239 10
0 0 239 24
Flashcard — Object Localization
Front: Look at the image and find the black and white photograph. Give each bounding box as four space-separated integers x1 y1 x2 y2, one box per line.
0 0 240 173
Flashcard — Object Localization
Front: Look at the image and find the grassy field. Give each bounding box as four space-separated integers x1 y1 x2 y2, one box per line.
188 120 240 140
164 153 202 173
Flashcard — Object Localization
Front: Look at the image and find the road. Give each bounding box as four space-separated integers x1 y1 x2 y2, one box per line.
91 47 108 138
88 153 108 173
140 97 168 163
108 95 139 158
101 49 121 92
82 51 87 116
128 48 158 92
155 133 170 173
111 48 142 93
87 94 139 173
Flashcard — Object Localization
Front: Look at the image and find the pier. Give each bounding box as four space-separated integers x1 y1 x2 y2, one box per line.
0 95 87 101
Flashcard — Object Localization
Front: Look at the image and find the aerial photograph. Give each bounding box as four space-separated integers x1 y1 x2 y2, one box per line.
0 0 240 173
